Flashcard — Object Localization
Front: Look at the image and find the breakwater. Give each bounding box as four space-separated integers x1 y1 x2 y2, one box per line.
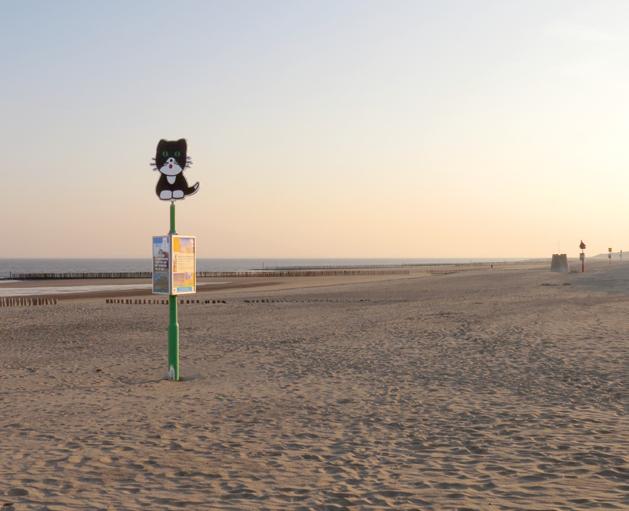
6 269 410 280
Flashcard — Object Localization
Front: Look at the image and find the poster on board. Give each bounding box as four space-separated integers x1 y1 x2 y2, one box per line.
171 235 196 295
152 236 170 294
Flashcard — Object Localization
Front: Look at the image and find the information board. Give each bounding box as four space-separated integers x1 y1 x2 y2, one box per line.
152 235 196 295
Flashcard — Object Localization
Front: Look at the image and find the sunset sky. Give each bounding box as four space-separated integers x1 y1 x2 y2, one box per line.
2 0 628 258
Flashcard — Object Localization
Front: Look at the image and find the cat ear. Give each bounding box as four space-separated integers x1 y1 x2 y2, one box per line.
177 139 187 152
156 139 167 151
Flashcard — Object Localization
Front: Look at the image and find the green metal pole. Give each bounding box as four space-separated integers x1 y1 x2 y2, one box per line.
168 201 180 380
170 201 176 234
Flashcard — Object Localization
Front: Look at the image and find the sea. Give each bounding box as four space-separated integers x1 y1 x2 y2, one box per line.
0 258 518 279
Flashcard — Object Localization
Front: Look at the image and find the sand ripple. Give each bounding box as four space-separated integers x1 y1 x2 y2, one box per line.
0 267 627 509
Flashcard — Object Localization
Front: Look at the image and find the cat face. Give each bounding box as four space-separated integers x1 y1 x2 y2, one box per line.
155 139 187 176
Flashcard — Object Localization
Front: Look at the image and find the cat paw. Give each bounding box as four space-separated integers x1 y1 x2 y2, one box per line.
159 190 173 200
172 190 184 199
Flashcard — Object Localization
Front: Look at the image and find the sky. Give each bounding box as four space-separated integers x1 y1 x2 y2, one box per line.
2 0 628 258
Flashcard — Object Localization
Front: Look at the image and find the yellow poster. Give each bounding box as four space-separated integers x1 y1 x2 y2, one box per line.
171 235 196 294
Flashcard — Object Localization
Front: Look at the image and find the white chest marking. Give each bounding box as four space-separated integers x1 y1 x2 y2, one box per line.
167 176 176 185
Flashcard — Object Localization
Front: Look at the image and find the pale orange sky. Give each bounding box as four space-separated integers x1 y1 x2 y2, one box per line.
2 1 628 258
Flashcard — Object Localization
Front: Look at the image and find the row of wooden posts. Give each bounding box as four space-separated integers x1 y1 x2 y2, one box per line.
8 269 410 280
0 296 379 308
0 297 58 307
105 298 227 305
1 297 227 307
243 298 370 303
1 296 376 308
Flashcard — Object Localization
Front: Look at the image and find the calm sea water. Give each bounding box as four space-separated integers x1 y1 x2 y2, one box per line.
0 258 516 279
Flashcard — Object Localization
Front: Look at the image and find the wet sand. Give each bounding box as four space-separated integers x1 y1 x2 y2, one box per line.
0 262 626 509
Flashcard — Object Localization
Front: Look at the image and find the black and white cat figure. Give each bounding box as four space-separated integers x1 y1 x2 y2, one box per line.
151 139 199 201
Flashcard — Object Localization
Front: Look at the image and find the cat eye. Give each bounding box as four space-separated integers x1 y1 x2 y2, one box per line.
174 151 181 157
162 151 169 158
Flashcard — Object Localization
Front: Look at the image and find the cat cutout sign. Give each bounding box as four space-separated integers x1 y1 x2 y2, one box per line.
151 139 199 200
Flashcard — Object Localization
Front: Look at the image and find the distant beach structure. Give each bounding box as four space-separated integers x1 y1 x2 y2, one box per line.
550 254 569 273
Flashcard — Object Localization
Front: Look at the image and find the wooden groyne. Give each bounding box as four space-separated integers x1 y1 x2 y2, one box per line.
104 298 372 305
0 297 58 307
7 269 410 280
105 298 227 305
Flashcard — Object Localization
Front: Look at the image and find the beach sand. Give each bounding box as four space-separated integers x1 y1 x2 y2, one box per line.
0 262 626 510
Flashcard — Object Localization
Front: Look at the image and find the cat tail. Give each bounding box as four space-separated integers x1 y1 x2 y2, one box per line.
186 182 200 196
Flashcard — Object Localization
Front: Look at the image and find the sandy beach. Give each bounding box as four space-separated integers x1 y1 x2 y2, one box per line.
0 262 626 510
